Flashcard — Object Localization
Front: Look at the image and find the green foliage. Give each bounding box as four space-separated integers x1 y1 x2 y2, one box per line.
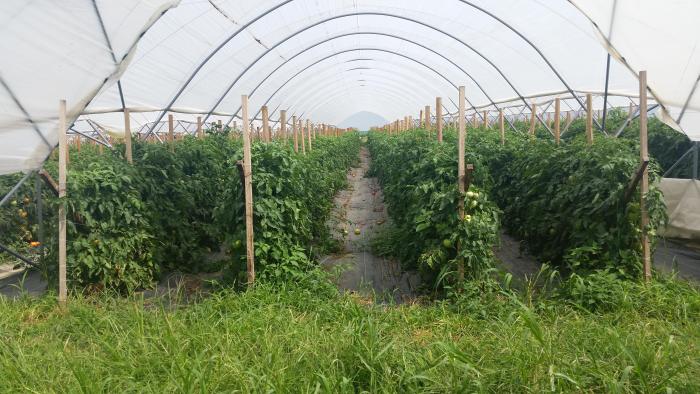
368 130 499 286
481 131 667 276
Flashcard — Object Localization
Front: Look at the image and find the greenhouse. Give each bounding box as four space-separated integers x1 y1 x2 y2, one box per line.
1 1 699 391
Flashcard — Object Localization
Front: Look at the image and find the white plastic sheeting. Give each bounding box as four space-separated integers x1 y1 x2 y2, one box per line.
659 179 700 240
1 0 699 175
0 0 178 175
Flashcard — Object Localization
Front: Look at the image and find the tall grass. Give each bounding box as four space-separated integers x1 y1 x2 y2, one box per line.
1 274 698 392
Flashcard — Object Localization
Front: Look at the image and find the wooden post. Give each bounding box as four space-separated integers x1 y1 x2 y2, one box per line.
639 71 652 281
499 109 505 145
58 100 68 304
586 93 594 145
300 119 306 154
529 103 537 137
425 105 431 131
306 119 312 152
75 135 81 153
483 111 488 128
197 116 203 139
436 97 443 143
280 110 287 142
124 109 133 164
457 86 466 284
261 106 270 142
292 116 299 152
168 114 175 151
419 110 424 128
241 95 255 286
554 98 561 145
217 119 223 130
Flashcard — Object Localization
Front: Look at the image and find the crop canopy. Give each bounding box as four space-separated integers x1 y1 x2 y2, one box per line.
1 0 699 175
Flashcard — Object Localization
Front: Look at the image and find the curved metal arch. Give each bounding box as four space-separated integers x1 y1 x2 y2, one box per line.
145 11 533 138
201 12 492 125
275 64 449 119
231 31 498 121
145 1 595 137
222 48 464 126
279 70 447 122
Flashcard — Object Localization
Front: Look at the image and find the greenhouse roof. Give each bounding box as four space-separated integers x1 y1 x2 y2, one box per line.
1 0 699 175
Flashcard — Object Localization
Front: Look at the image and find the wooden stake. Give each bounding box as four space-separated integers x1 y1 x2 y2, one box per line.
124 109 133 164
58 100 68 304
499 109 505 145
168 114 175 152
483 111 488 128
529 103 537 137
425 105 431 131
457 86 466 284
472 113 477 128
75 135 81 153
241 95 255 286
306 119 312 152
197 116 203 139
420 110 424 128
436 97 443 143
280 110 287 142
586 93 594 145
554 98 561 145
293 116 299 152
261 106 270 142
639 71 652 281
300 119 306 154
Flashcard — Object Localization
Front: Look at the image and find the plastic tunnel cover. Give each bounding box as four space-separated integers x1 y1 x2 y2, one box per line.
1 0 699 175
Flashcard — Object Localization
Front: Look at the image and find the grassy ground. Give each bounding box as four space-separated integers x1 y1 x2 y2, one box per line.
1 272 698 393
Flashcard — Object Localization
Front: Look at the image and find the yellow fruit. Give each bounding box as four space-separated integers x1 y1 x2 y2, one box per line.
354 228 361 235
464 215 472 222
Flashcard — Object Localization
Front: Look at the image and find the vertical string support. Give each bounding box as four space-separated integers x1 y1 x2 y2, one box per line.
436 97 443 143
639 71 652 281
586 93 594 145
241 95 255 286
457 86 466 284
58 100 68 304
554 98 561 145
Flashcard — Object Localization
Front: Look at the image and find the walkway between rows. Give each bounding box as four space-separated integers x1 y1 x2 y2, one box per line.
321 147 418 303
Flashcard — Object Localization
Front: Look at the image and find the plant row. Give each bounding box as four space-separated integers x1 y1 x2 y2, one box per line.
1 132 360 292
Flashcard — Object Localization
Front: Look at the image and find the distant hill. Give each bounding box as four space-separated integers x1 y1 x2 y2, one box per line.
337 111 388 131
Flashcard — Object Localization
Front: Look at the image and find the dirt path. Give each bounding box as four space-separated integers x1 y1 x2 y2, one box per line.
321 147 418 303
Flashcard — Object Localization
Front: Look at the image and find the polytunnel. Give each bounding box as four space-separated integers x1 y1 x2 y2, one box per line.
1 0 699 175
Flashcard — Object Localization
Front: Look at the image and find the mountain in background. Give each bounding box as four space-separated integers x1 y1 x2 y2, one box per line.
337 111 388 131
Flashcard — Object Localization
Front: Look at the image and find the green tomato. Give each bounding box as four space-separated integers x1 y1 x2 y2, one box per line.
442 239 453 249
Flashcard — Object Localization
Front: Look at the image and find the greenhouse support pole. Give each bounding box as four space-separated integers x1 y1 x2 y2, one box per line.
241 95 255 286
280 110 287 142
292 116 299 152
58 100 67 304
529 103 537 136
197 117 203 139
554 98 561 145
639 71 652 282
457 86 466 284
306 120 312 152
499 110 505 145
168 114 175 151
436 97 443 143
586 94 594 145
124 109 133 164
